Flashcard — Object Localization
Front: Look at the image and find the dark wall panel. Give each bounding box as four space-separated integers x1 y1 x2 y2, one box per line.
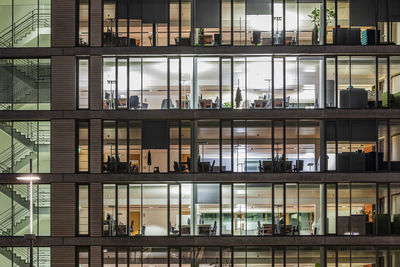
142 120 169 149
350 0 376 26
247 0 271 15
195 0 220 28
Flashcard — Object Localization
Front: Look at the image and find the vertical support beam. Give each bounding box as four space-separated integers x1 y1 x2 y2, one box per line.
90 183 103 237
90 246 102 267
192 120 198 173
51 119 75 173
90 119 102 173
320 120 326 172
90 56 103 110
90 0 103 46
51 183 76 237
51 246 75 267
51 56 76 111
52 0 75 47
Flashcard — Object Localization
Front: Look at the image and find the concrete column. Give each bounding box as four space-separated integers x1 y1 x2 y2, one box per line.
192 120 198 172
52 0 75 47
90 119 102 173
51 246 75 267
51 183 76 237
319 120 326 172
90 246 102 267
51 119 75 173
90 56 103 110
90 0 102 46
51 56 76 111
90 183 103 237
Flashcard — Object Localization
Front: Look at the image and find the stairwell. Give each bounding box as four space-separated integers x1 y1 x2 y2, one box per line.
0 122 39 173
0 9 51 109
0 9 50 48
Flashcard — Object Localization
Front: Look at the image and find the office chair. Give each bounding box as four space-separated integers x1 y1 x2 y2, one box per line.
252 31 261 45
161 99 175 109
130 95 140 110
211 221 217 236
210 160 215 172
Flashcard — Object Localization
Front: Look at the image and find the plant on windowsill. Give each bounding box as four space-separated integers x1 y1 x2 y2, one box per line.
308 8 336 45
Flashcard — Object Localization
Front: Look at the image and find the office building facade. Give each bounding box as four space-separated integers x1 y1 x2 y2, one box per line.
1 0 400 266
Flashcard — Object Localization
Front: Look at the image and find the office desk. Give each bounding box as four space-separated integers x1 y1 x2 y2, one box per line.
254 100 269 109
198 224 211 235
199 99 213 109
181 225 190 235
198 162 210 173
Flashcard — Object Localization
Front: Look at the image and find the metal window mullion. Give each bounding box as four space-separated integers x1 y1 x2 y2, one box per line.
245 120 247 173
219 120 222 173
219 58 222 108
230 120 233 172
283 57 286 109
376 57 379 108
167 184 171 236
272 57 275 109
335 183 338 235
178 183 181 236
335 56 338 107
219 184 222 236
179 57 182 109
115 184 119 236
127 57 130 109
272 183 275 235
297 57 299 108
141 58 143 109
115 58 118 110
168 58 171 109
36 59 39 110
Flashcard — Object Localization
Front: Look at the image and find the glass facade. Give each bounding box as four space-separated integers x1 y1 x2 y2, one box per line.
0 247 50 266
77 121 89 172
102 0 400 47
0 59 51 111
77 0 90 46
101 182 400 237
101 55 400 110
103 246 400 266
78 184 89 235
99 118 400 173
0 0 51 48
0 184 50 236
77 58 89 109
0 121 50 173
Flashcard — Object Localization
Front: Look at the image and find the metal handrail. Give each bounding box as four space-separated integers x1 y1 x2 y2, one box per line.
0 9 50 48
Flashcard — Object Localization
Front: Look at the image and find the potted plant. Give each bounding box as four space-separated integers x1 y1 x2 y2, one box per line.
308 8 336 45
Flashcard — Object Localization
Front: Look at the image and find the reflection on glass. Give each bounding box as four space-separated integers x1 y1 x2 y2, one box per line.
194 184 220 236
